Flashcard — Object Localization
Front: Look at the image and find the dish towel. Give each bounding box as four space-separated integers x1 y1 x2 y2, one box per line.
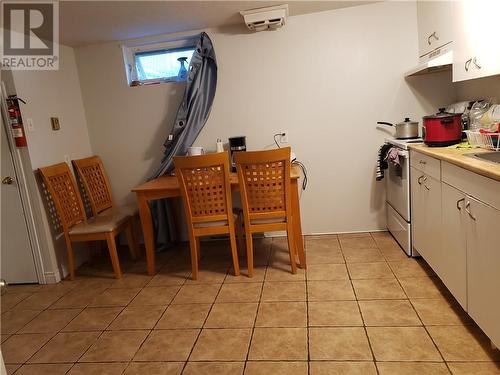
376 143 393 181
385 147 402 166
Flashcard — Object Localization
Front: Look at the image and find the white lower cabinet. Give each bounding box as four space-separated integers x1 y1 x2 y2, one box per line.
411 167 425 256
410 166 442 274
466 197 500 348
440 183 467 309
411 151 500 347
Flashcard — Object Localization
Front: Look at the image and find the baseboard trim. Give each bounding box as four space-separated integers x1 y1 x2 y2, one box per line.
43 271 61 284
307 229 388 236
264 229 389 238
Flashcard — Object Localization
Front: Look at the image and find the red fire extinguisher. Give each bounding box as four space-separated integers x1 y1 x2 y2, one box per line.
6 95 28 148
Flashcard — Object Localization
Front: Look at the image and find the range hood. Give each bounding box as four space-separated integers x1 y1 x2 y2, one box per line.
405 45 453 77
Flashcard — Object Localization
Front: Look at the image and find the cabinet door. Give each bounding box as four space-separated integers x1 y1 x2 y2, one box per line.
453 0 500 82
411 167 426 256
417 0 454 57
440 183 467 309
466 197 500 348
421 175 442 273
411 168 442 269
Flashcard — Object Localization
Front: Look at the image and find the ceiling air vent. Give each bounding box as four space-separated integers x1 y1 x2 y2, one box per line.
240 4 289 32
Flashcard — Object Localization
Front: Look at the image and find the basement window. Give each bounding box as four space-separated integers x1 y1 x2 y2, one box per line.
122 37 197 86
135 48 194 81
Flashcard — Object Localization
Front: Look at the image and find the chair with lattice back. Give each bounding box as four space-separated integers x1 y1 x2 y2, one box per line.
72 155 140 249
71 156 138 216
39 162 138 279
173 152 241 280
72 156 114 214
235 147 302 277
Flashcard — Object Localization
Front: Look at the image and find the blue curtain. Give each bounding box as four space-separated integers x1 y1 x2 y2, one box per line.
149 32 218 248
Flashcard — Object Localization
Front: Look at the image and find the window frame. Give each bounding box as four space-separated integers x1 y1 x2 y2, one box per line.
122 36 198 86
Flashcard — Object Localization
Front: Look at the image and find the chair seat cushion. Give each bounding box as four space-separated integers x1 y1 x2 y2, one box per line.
69 211 129 235
251 217 286 224
193 213 238 228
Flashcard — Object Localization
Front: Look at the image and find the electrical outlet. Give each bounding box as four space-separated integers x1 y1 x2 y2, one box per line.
280 131 288 143
26 118 35 132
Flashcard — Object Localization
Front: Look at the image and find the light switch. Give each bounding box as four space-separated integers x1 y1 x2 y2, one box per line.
50 117 60 131
26 118 35 132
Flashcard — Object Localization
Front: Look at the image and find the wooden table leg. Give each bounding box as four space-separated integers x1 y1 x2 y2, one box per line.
137 193 156 276
291 179 306 269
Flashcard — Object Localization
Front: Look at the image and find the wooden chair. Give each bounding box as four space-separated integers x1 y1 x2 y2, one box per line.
72 156 140 254
234 147 299 277
71 156 137 217
39 162 138 279
173 152 241 280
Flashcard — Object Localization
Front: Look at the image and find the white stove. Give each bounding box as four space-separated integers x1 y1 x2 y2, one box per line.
384 138 423 256
385 137 423 150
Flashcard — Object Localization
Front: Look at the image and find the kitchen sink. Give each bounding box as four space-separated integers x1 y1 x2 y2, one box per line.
466 151 500 164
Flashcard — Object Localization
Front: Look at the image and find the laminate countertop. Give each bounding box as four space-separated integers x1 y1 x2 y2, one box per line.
408 144 500 182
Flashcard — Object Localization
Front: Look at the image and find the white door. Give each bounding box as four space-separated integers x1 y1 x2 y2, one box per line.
1 122 38 283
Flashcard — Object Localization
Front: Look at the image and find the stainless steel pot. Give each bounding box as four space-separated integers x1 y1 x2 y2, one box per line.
377 118 419 139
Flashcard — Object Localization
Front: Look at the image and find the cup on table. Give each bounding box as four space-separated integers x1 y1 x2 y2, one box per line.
187 146 204 156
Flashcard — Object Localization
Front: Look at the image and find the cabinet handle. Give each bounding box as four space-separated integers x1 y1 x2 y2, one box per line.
427 31 439 45
419 160 426 165
456 198 465 211
418 175 429 189
465 58 472 72
465 201 476 220
472 57 481 69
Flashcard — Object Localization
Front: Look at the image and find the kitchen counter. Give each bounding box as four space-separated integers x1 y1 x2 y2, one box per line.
408 144 500 182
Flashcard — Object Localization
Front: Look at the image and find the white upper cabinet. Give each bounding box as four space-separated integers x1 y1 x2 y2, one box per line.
452 0 500 82
417 0 454 58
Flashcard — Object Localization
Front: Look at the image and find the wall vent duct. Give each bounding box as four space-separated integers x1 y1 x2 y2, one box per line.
240 4 289 32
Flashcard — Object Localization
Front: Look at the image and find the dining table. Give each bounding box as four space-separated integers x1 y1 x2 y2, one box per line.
132 165 305 276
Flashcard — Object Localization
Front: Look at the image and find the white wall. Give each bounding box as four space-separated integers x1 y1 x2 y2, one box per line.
12 45 92 169
76 1 457 234
454 74 500 102
10 45 93 281
75 42 185 204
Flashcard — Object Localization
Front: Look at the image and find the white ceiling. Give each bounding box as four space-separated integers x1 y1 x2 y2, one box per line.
60 1 375 46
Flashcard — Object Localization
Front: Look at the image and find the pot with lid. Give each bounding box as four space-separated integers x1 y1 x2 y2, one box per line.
423 108 462 147
377 118 419 139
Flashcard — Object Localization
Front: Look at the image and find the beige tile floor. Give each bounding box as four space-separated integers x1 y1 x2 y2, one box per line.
2 233 500 375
